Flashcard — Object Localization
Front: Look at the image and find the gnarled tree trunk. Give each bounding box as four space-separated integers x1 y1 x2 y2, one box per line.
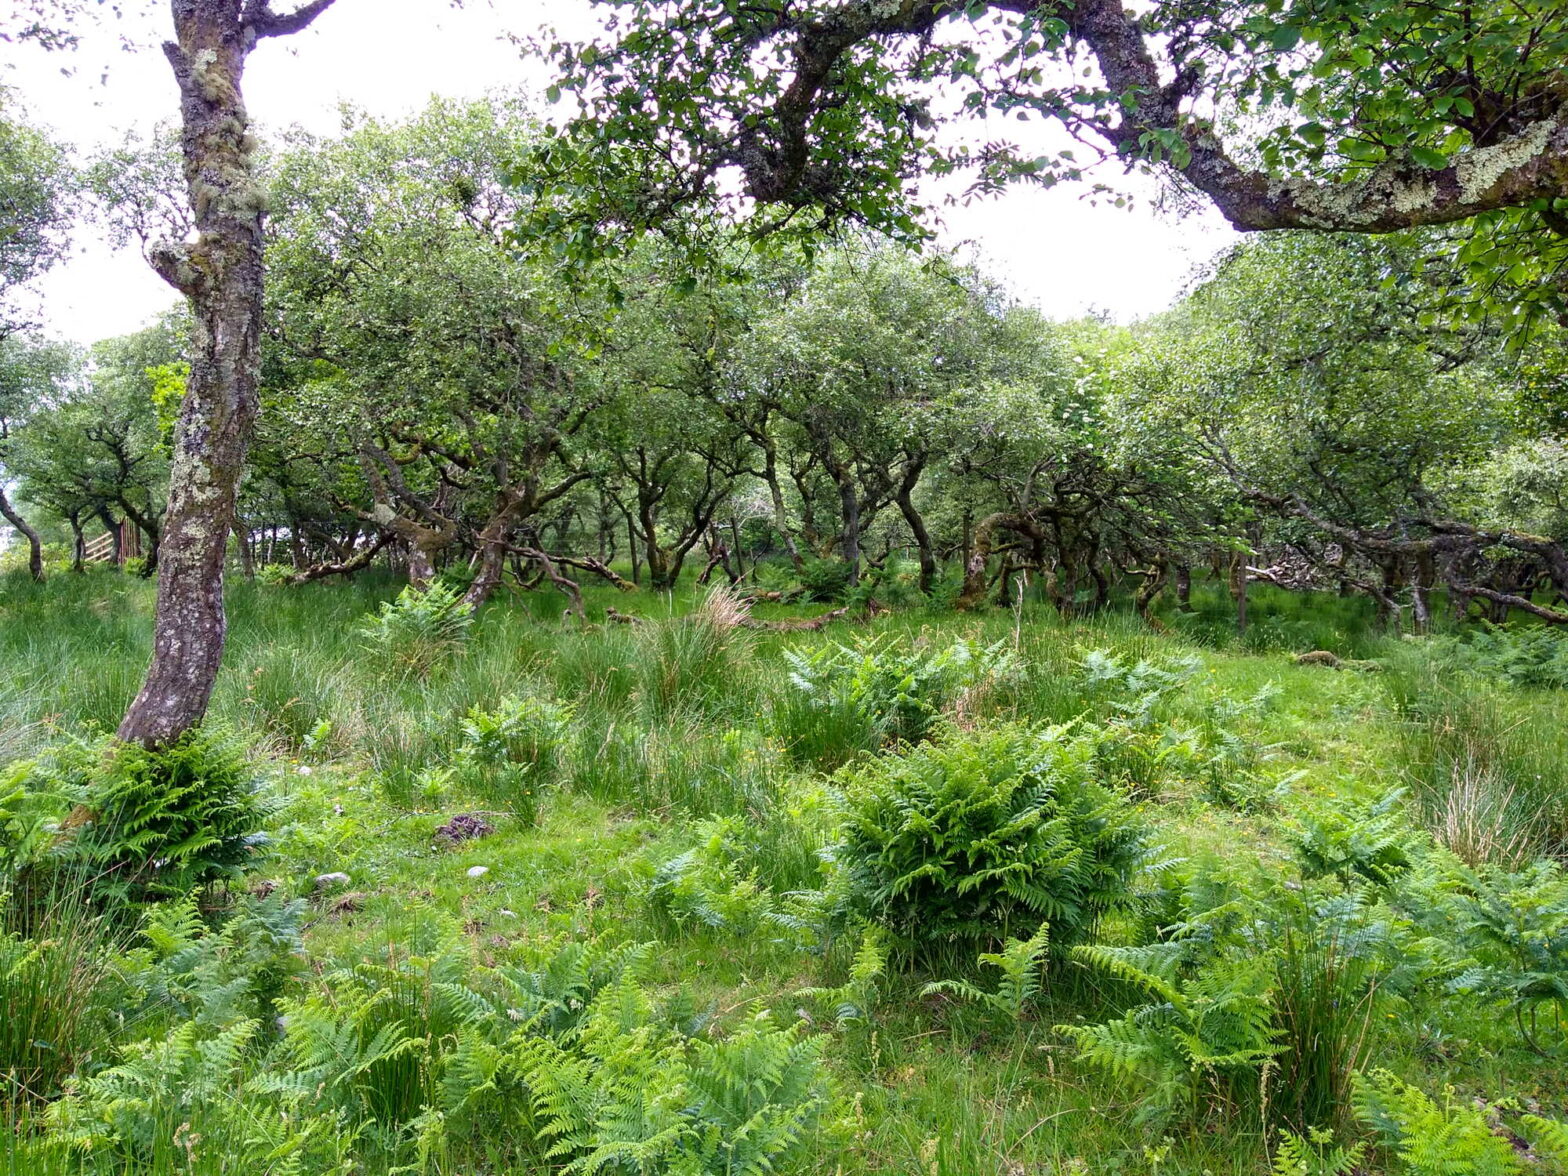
0 484 43 582
118 0 340 748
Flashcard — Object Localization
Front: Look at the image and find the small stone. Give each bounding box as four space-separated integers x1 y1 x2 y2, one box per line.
313 871 351 892
466 865 490 879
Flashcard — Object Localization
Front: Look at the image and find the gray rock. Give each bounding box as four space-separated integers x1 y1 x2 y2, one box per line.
313 871 352 892
466 865 491 879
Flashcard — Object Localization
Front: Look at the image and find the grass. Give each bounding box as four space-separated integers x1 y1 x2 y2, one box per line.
3 567 1568 1174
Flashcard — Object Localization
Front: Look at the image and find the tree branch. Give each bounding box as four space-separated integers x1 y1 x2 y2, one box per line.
246 0 339 40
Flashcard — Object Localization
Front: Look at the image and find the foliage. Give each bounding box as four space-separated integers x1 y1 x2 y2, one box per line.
1059 941 1280 1128
833 724 1145 954
356 581 473 678
643 816 822 948
1291 790 1418 887
921 922 1052 1023
1440 859 1568 1055
518 982 828 1175
5 729 269 908
777 635 1020 768
1270 1128 1365 1176
456 692 573 823
1425 626 1568 691
1352 1069 1526 1176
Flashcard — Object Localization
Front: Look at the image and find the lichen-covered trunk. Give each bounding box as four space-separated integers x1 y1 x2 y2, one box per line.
118 4 264 747
0 485 44 582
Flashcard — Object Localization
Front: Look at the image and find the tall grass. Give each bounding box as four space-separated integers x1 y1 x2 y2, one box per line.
1383 648 1568 863
1 884 124 1110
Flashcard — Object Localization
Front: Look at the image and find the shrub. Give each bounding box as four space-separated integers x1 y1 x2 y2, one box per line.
777 635 1020 769
456 694 572 824
798 557 853 602
357 581 473 678
5 729 270 908
832 724 1145 954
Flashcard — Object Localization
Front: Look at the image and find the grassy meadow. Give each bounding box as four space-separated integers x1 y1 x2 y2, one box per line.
4 566 1568 1175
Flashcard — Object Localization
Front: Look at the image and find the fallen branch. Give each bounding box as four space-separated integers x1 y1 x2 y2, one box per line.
739 599 887 632
286 533 391 585
553 553 636 592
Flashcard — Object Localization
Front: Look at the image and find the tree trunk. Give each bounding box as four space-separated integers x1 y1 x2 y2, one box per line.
68 511 85 573
626 512 641 585
1230 554 1248 635
833 469 860 585
1173 563 1192 611
893 461 935 596
118 0 340 748
0 484 44 582
958 512 1038 610
236 518 255 579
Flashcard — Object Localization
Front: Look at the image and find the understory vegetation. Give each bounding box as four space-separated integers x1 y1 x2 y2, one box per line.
5 569 1568 1175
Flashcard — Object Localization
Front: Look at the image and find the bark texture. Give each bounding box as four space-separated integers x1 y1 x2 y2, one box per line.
0 484 43 582
118 0 339 748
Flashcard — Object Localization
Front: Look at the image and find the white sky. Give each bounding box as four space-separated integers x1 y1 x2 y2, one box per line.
6 0 1238 347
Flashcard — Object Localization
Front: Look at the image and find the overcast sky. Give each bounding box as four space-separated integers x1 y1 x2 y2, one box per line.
7 0 1238 347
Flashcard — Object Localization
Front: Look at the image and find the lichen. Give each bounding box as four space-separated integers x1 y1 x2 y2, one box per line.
1456 116 1560 204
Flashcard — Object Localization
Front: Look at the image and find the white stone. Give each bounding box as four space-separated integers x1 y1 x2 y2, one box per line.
466 866 491 879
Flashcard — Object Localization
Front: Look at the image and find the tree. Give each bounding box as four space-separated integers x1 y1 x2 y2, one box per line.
732 247 1025 589
101 0 343 748
265 98 603 608
540 0 1568 317
9 318 181 576
1120 230 1552 627
0 92 73 337
0 335 77 579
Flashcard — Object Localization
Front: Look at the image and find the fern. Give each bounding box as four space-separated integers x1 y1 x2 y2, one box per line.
1058 944 1280 1126
517 971 828 1175
796 926 887 1027
1352 1069 1524 1176
833 723 1145 955
921 922 1051 1021
1271 1127 1365 1176
357 581 473 678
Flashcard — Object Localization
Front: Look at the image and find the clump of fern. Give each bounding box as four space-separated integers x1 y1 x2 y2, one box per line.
775 635 1020 769
833 723 1145 957
456 692 572 823
1350 1068 1568 1176
517 974 829 1175
4 728 270 911
1057 940 1280 1128
357 581 473 678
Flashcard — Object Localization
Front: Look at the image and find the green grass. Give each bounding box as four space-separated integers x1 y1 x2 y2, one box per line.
3 567 1568 1174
